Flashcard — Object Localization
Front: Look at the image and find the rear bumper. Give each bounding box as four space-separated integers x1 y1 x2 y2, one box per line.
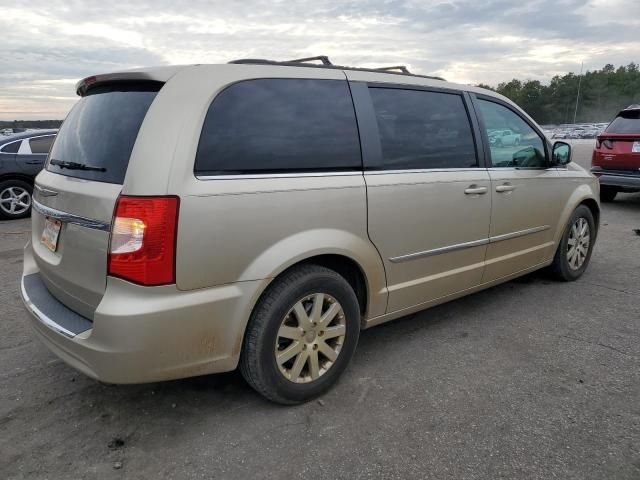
21 241 266 384
591 167 640 191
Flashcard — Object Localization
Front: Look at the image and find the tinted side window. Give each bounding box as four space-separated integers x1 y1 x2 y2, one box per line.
195 79 361 175
369 88 477 170
477 99 547 168
0 141 20 154
29 135 55 154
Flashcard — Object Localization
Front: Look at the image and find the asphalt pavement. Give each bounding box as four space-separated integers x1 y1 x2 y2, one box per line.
1 143 639 479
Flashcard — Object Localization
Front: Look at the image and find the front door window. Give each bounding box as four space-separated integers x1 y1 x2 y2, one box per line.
478 100 547 168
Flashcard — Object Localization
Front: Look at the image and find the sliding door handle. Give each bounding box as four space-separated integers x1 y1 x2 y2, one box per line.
464 185 488 195
496 184 516 193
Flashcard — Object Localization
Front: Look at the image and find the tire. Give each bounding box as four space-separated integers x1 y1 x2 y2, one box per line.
549 205 595 281
0 179 33 220
599 186 617 203
240 264 361 404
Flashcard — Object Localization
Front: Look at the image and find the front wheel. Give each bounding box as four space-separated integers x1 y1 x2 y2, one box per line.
550 205 595 281
240 264 361 404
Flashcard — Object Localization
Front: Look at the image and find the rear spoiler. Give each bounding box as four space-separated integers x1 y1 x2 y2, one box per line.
75 65 188 96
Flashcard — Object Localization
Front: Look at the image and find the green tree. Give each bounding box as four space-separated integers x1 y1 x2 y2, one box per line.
479 62 639 124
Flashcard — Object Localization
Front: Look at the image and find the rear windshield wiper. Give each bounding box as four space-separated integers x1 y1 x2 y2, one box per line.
50 159 106 172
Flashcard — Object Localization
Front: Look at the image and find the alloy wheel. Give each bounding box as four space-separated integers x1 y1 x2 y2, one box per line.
567 217 590 270
275 293 346 383
0 186 31 216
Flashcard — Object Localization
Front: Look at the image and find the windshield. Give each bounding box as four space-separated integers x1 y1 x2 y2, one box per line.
46 83 161 184
606 111 640 134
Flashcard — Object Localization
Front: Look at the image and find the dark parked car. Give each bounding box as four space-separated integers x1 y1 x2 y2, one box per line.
591 105 640 202
0 130 57 219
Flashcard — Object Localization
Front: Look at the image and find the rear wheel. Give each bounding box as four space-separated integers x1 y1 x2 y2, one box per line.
550 205 595 281
240 264 360 404
0 180 32 220
599 186 617 203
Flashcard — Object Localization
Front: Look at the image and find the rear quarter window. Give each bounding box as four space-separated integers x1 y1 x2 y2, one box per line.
194 79 362 175
47 83 161 184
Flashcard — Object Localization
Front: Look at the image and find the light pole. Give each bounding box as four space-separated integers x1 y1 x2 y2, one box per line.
573 61 584 124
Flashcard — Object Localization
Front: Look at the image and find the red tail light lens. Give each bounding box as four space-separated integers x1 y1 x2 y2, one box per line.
602 139 614 149
108 196 179 286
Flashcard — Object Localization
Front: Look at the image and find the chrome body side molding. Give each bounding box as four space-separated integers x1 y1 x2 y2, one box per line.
390 225 550 263
489 225 550 243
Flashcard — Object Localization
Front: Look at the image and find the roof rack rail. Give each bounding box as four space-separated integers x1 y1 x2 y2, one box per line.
375 66 411 74
227 56 445 82
287 56 333 65
229 56 333 66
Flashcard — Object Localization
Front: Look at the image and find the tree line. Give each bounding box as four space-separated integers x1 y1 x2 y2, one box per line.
478 63 640 125
0 120 63 129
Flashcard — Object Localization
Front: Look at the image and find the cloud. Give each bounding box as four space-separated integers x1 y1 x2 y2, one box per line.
1 0 638 119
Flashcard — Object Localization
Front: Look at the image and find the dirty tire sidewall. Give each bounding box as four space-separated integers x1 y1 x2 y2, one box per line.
240 265 360 404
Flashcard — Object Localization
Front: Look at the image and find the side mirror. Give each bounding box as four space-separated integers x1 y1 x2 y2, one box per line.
552 141 571 165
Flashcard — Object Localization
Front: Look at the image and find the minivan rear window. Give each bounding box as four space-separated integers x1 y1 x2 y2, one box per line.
46 83 161 184
606 111 640 134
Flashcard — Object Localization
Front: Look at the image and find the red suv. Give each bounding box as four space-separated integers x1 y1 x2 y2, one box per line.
591 105 640 202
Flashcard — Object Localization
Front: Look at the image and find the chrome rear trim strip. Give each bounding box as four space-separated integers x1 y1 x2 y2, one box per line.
32 199 111 232
389 225 550 263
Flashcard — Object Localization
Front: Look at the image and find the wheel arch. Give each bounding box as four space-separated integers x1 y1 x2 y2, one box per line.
579 197 600 235
0 173 36 185
553 185 600 245
240 229 388 320
284 253 368 318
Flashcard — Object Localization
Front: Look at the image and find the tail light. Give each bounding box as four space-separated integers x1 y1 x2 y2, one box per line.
602 139 614 149
108 196 180 286
595 139 601 148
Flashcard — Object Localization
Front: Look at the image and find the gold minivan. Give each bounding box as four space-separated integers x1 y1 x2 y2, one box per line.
21 57 599 403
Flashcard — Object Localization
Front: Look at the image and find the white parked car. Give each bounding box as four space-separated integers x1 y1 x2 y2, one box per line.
489 129 521 147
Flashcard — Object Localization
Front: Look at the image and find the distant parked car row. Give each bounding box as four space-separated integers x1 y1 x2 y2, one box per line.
0 129 57 219
1 127 31 136
542 123 608 140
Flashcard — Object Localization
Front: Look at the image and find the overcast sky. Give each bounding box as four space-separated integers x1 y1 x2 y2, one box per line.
1 0 639 120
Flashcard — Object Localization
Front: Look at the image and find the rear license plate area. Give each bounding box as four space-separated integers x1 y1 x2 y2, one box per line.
41 217 62 252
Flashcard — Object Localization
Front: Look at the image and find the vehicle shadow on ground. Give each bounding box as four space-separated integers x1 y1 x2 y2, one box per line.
610 193 640 210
